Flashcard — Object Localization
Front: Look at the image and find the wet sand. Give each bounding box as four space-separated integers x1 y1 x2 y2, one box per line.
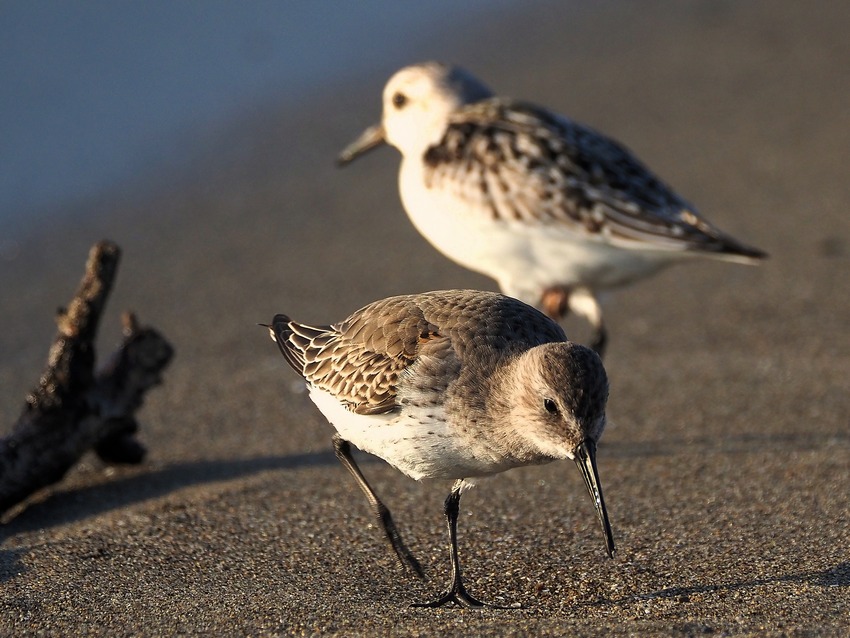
2 1 849 635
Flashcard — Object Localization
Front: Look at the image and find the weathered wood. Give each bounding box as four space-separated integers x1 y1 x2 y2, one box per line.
0 241 173 515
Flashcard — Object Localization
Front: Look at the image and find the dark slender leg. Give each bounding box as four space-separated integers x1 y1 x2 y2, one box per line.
412 480 515 609
332 434 424 579
589 322 607 359
541 285 607 359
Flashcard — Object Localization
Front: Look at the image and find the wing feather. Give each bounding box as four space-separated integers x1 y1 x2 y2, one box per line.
426 99 765 259
269 291 569 418
269 305 435 415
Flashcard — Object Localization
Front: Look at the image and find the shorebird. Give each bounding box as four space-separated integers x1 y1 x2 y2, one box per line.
266 290 615 608
338 62 767 356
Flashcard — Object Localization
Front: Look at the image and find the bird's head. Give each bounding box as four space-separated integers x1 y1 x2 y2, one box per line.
338 61 492 164
506 341 616 558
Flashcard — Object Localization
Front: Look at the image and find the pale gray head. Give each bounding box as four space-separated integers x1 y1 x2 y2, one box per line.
504 341 616 558
338 61 493 164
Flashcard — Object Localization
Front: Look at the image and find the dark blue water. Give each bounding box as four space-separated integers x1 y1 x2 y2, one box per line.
0 1 515 234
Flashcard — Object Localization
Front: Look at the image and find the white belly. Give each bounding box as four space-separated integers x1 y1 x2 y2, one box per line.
308 387 524 481
398 160 673 305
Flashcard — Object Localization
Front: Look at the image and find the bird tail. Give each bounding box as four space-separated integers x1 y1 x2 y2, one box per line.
712 235 768 264
266 314 307 375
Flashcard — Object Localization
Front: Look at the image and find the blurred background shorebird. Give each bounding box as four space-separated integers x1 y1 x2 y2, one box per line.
339 61 767 357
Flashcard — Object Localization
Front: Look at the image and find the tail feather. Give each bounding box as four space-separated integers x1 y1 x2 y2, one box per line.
713 234 768 263
269 314 307 376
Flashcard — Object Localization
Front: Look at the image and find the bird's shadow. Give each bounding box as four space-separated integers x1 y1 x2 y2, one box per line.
0 547 25 584
0 450 342 584
0 450 337 537
582 561 850 610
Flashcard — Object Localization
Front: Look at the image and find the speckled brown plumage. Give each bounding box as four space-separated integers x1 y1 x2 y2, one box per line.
272 289 566 417
266 290 615 607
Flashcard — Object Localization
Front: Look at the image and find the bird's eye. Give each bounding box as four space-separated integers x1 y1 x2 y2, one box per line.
543 398 559 414
392 92 408 109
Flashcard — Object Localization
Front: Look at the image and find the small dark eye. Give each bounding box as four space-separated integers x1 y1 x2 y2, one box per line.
392 92 408 109
544 398 558 414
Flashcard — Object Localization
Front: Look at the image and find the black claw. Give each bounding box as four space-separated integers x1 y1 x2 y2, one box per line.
411 583 486 608
411 583 518 609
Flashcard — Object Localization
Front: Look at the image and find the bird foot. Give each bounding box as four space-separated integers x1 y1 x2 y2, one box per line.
411 582 518 609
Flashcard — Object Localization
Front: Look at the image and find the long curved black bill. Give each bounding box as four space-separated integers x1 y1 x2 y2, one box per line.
574 438 616 558
337 123 386 166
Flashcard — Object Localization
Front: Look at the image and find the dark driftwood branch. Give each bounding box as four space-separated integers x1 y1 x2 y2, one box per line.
0 240 174 515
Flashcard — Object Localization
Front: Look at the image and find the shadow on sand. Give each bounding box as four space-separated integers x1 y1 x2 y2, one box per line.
0 450 338 538
0 450 347 583
583 561 850 612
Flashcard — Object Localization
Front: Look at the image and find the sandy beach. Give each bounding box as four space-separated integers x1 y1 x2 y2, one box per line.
2 1 849 635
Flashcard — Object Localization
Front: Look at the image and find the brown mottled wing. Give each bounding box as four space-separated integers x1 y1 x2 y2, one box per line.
269 291 568 416
424 99 765 259
269 305 440 416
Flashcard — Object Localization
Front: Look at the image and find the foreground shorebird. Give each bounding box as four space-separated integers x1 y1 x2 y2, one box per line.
266 290 615 608
339 62 767 356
